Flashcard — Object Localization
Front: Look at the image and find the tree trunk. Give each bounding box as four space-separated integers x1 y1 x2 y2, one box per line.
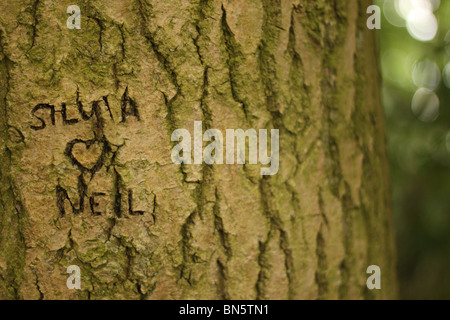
0 0 397 299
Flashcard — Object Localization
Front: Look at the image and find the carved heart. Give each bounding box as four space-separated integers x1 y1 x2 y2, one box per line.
66 139 105 173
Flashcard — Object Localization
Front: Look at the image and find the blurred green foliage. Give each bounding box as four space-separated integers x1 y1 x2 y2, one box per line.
375 0 450 299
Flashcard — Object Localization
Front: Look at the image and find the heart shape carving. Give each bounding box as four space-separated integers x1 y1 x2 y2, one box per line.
65 139 106 173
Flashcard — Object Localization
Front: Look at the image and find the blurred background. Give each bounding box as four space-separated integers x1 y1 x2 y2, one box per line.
375 0 450 299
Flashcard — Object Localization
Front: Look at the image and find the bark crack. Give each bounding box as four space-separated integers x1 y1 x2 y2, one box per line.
200 66 212 128
220 5 249 122
28 0 41 52
213 188 231 299
179 210 197 285
136 0 180 133
213 188 231 259
216 258 230 300
339 181 356 299
256 178 295 299
0 30 27 299
89 15 105 55
118 23 126 60
255 232 270 300
34 272 44 300
315 224 328 299
254 0 296 299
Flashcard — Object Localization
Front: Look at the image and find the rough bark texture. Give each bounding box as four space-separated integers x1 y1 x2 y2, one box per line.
0 0 397 299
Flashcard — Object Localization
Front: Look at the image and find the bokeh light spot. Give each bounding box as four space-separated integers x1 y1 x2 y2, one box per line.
412 59 441 89
384 0 406 27
411 88 440 122
443 63 450 88
406 8 438 41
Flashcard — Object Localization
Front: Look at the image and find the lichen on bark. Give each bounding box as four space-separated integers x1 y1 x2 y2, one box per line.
0 0 397 299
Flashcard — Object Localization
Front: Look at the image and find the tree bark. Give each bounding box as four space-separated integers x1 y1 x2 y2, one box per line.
0 0 397 299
